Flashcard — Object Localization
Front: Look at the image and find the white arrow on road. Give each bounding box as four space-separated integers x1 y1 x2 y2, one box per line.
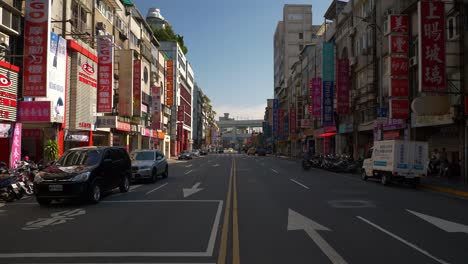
287 209 348 264
183 182 203 198
408 210 468 234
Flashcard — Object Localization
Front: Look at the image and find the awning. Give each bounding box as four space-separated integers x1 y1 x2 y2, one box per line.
120 0 133 6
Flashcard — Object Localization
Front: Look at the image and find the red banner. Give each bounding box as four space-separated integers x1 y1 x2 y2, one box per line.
177 105 184 122
166 60 174 106
18 101 51 122
419 0 446 92
390 99 409 119
96 35 114 112
389 15 409 34
390 57 409 76
278 109 284 136
310 78 322 117
389 35 409 54
133 59 141 116
323 137 332 155
177 122 183 141
383 130 401 140
116 121 130 132
23 0 50 97
337 59 349 114
289 106 296 135
390 78 409 97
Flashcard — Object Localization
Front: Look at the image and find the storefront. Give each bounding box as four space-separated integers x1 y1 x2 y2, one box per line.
314 126 336 155
337 123 353 155
96 116 130 151
357 121 375 159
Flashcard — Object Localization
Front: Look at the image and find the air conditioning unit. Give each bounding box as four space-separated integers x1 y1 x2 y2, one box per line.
96 22 106 31
383 18 390 36
447 17 459 41
409 56 417 67
0 32 9 49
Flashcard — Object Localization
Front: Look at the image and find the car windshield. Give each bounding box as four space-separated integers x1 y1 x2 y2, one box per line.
131 151 155 161
56 150 101 166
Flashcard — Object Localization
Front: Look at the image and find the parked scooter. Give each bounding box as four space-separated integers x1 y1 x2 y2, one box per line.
0 162 22 201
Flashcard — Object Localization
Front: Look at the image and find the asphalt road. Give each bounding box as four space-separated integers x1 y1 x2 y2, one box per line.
1 153 468 264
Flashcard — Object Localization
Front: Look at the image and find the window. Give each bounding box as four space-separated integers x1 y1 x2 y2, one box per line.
1 8 21 33
299 33 303 39
71 1 88 32
96 0 113 23
299 44 303 51
130 32 139 47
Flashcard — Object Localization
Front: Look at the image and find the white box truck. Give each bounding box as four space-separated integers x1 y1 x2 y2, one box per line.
361 140 428 187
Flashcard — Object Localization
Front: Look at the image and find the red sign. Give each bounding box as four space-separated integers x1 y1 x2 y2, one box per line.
465 97 468 115
337 59 349 114
289 107 296 135
18 101 51 122
0 73 11 87
390 57 409 76
310 78 322 117
116 121 130 132
389 15 409 34
383 130 401 140
133 60 142 116
10 123 21 168
78 122 91 129
81 63 95 75
278 109 284 136
419 0 446 92
166 60 174 106
389 35 409 54
390 99 409 119
390 78 409 97
177 105 185 122
96 35 114 113
323 137 332 155
23 0 50 97
22 129 42 138
78 72 97 87
177 122 183 141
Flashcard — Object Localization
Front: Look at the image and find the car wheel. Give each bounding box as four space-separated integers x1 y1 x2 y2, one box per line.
163 165 168 179
151 168 158 183
381 174 390 186
36 197 51 206
88 181 101 204
119 176 130 193
361 170 368 181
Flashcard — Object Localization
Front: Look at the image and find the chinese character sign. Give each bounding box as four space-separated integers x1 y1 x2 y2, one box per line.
390 57 409 76
390 99 409 119
289 106 296 136
419 0 446 92
390 15 409 33
166 60 174 106
18 101 51 122
278 109 284 137
390 78 409 97
337 59 349 114
133 59 141 116
322 81 334 126
177 105 184 122
10 123 22 168
273 99 278 136
322 42 335 82
23 0 51 97
389 35 409 54
97 35 114 113
310 78 322 117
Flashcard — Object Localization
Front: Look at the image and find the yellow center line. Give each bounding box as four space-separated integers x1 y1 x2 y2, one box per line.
232 158 240 264
217 159 234 264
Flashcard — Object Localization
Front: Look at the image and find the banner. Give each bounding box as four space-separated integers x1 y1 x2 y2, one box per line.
310 78 322 117
151 86 161 130
47 32 66 123
322 81 334 126
133 59 141 116
289 106 296 136
278 108 284 137
273 99 278 136
390 99 409 119
10 123 21 168
23 0 51 97
18 101 51 122
389 35 409 54
96 35 114 113
322 42 334 82
166 60 174 106
418 0 446 92
177 105 185 122
388 15 409 34
337 59 349 114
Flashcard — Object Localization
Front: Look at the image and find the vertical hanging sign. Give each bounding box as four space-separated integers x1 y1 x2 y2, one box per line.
96 35 114 113
10 123 22 168
322 42 334 126
23 0 51 97
133 59 141 116
166 60 174 106
310 78 322 117
418 0 446 92
337 59 349 114
273 99 278 136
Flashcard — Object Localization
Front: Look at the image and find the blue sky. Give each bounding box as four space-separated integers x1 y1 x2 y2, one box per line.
132 0 329 119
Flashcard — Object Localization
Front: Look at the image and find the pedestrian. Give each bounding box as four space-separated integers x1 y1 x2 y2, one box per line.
439 148 449 177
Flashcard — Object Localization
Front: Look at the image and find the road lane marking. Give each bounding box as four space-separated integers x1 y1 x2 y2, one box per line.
212 164 220 167
130 184 142 191
290 179 310 189
145 183 168 195
217 159 234 264
183 182 203 198
357 216 450 264
185 170 193 175
0 252 212 258
206 201 224 256
232 158 240 264
271 168 279 173
407 210 468 234
185 164 193 168
22 209 86 231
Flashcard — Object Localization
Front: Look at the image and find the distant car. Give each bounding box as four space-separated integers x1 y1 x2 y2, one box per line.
178 151 193 160
247 148 256 155
192 149 201 157
256 148 266 156
130 150 168 183
200 149 208 155
225 148 235 153
34 146 131 205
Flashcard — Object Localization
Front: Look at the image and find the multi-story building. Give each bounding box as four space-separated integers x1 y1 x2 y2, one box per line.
192 84 204 149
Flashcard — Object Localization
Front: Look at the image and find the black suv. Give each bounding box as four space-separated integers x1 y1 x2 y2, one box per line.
34 146 131 205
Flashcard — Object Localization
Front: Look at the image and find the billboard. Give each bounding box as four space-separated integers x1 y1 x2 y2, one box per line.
96 35 114 113
118 50 133 117
133 59 141 117
47 32 66 123
336 59 349 114
310 78 321 118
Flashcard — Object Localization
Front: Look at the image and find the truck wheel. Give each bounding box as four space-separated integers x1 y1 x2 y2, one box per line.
361 170 368 181
381 174 391 186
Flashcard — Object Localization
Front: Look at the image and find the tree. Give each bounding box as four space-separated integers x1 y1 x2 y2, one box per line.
152 24 188 54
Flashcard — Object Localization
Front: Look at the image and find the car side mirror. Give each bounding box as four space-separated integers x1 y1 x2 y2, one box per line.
103 159 112 165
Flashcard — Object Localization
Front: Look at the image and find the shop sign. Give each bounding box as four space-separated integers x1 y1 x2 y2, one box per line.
0 73 11 87
23 0 50 97
418 0 446 92
390 57 409 76
383 119 406 131
389 77 409 97
323 137 332 155
151 86 161 113
0 70 17 122
389 99 409 119
96 35 114 113
118 50 133 117
133 59 141 117
337 59 349 114
383 130 401 140
273 99 278 135
64 130 89 142
388 15 409 34
289 107 296 135
322 81 334 126
10 123 21 168
0 123 10 138
166 60 174 106
389 35 409 54
310 78 322 117
22 129 41 138
338 123 353 134
277 108 284 136
157 131 165 139
300 119 313 128
18 101 51 122
141 127 151 137
322 42 334 82
411 112 453 127
117 121 130 132
177 105 185 122
95 116 116 128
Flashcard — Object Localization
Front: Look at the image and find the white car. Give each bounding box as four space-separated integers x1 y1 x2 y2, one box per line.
130 150 168 183
191 149 201 157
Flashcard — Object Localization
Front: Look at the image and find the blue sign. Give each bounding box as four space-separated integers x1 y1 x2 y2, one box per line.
273 99 278 137
322 81 334 126
377 107 389 118
322 42 335 82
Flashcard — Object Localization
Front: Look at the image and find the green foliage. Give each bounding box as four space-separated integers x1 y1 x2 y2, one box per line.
152 24 188 54
44 140 59 161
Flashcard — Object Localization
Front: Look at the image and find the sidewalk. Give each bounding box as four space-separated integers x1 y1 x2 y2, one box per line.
420 176 468 198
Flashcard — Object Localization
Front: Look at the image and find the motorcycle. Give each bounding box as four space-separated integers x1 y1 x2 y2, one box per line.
302 153 312 170
0 162 22 201
12 161 36 195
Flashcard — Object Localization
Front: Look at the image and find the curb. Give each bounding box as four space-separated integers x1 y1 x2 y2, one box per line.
420 184 468 198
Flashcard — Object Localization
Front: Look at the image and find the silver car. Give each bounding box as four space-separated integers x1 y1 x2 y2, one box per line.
130 150 168 183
